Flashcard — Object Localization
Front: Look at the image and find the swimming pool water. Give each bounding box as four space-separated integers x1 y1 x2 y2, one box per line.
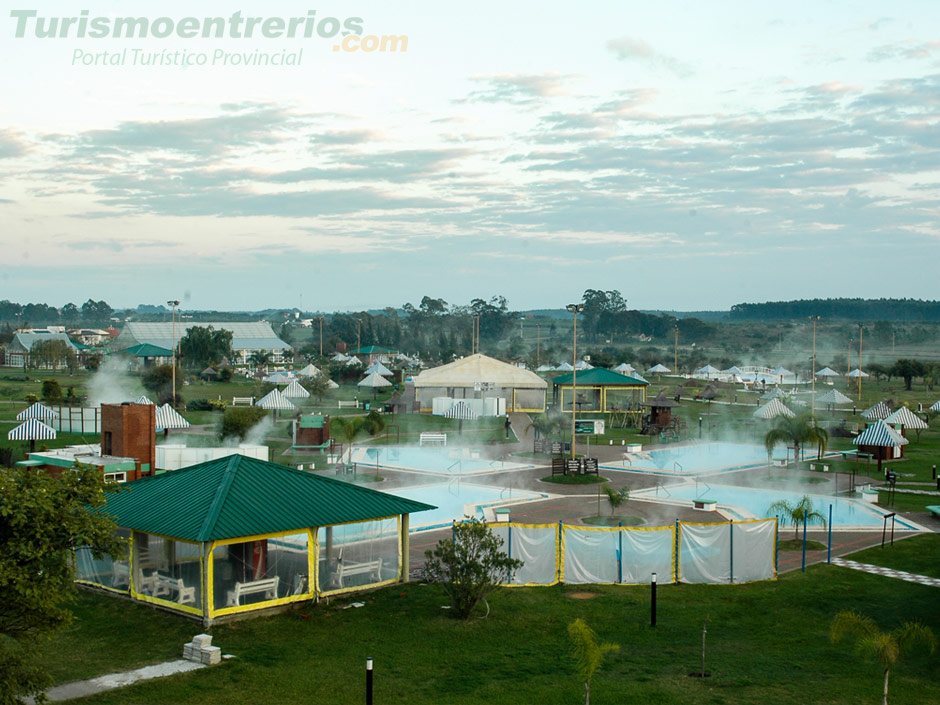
350 446 532 476
391 482 547 529
606 442 787 476
637 482 917 529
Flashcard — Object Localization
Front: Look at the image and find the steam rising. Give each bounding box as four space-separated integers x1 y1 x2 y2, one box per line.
87 356 143 407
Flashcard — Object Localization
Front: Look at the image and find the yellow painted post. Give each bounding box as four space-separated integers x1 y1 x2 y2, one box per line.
400 515 410 582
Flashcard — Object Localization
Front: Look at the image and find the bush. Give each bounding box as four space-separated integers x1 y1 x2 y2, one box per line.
24 393 38 404
220 407 267 440
41 379 63 404
187 399 214 412
422 519 523 619
218 367 233 382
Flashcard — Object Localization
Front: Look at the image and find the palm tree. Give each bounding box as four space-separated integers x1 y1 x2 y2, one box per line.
603 485 629 517
830 611 936 705
764 412 829 465
767 495 827 541
568 618 619 705
525 411 566 441
332 416 364 461
249 350 273 372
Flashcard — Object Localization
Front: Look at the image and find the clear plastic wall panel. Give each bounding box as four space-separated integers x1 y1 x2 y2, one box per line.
133 533 203 609
620 528 675 584
212 532 307 611
679 522 732 584
75 528 130 591
605 389 642 412
503 525 558 585
318 518 399 594
512 388 545 411
563 528 620 584
731 520 776 583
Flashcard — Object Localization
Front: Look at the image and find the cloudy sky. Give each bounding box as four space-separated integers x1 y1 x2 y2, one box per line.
2 1 938 313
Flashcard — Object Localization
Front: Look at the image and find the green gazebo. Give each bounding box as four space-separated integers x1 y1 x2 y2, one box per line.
76 455 434 625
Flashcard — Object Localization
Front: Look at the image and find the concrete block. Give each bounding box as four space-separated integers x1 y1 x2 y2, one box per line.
191 634 213 648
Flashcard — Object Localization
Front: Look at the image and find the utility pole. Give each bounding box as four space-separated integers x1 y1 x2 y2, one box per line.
536 323 541 367
318 316 324 356
674 324 678 373
167 300 180 408
858 324 864 400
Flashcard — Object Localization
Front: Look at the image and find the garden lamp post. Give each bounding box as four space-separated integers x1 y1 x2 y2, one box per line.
566 303 584 460
167 299 180 407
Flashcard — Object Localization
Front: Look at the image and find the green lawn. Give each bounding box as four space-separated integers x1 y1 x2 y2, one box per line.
843 533 940 579
40 561 940 704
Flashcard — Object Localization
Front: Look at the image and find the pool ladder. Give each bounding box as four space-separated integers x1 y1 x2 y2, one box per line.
655 482 672 497
695 478 712 497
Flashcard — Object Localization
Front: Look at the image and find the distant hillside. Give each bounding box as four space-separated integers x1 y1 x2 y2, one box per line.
729 298 940 322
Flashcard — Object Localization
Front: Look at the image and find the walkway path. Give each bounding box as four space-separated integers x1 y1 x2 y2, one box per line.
830 558 940 587
35 660 205 703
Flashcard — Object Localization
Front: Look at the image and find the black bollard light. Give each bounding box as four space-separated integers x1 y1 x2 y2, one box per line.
366 657 373 705
651 572 657 627
933 464 937 480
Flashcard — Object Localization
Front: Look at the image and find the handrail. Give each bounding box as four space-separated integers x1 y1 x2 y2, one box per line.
695 478 712 497
447 460 462 473
673 461 683 472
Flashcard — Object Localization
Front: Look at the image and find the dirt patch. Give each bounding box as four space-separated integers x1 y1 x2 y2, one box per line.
566 591 600 600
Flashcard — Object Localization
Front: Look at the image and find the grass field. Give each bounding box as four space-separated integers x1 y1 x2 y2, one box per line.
39 535 940 704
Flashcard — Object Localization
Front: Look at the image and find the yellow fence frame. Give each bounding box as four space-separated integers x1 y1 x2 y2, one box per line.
208 528 317 620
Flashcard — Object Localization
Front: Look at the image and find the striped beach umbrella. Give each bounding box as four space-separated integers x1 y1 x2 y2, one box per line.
862 401 892 420
8 418 56 452
255 388 296 411
753 398 794 420
443 400 478 420
16 402 58 422
884 406 928 431
156 404 191 431
282 380 311 399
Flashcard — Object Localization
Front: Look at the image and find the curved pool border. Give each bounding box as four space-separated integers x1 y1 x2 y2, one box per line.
630 480 928 532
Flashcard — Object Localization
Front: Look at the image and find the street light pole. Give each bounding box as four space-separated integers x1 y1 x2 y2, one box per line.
810 315 819 420
318 316 324 356
167 299 180 408
536 323 541 367
674 324 678 373
356 319 362 355
566 303 584 460
858 324 864 401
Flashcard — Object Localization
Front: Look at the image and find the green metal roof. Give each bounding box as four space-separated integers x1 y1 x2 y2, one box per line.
97 454 436 542
299 415 326 428
350 345 398 355
120 342 174 358
552 368 649 386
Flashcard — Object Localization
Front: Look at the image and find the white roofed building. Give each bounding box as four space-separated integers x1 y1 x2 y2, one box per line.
414 353 547 413
113 321 292 365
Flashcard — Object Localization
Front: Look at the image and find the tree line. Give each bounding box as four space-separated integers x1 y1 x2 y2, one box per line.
729 298 940 322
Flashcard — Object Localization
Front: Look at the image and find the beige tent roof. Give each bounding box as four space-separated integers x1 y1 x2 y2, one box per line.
414 353 547 389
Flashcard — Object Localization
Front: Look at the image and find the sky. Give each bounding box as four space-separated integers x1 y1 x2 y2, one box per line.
1 1 939 313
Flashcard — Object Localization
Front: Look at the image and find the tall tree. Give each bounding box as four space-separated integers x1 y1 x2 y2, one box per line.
0 464 122 704
178 325 234 369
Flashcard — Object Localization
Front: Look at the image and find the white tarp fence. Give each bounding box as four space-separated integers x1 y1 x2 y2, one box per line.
486 518 777 586
491 524 559 585
678 519 777 584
